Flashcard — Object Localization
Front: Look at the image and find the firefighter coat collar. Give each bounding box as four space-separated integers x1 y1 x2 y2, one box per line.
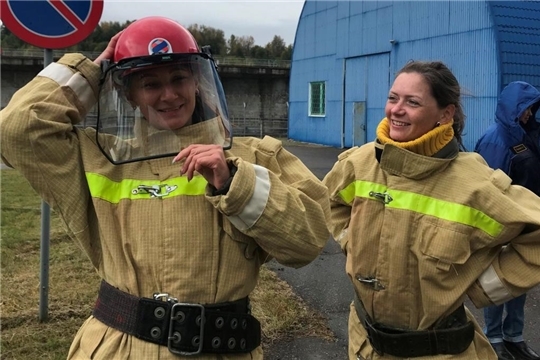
374 138 459 180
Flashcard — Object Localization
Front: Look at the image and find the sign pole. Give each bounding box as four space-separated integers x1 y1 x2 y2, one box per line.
1 0 103 322
38 49 53 323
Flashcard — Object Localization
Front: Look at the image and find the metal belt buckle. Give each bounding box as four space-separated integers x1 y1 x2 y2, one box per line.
168 303 205 356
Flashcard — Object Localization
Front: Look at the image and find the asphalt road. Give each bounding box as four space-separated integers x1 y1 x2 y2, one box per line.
264 143 540 359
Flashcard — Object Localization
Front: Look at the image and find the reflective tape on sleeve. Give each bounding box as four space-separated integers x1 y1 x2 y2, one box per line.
228 164 270 231
478 264 512 304
38 62 73 86
66 73 96 113
38 63 96 113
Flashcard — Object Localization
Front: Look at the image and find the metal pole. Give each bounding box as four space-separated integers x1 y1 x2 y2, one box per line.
38 48 53 322
243 102 246 136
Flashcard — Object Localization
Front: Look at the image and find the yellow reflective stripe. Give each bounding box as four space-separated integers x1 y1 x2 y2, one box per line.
339 181 386 204
86 172 207 203
338 180 503 237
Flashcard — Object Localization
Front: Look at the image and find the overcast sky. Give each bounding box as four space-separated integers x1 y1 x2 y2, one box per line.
100 1 305 46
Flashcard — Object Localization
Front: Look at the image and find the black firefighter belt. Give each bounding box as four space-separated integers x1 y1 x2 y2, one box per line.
93 280 261 356
354 297 474 357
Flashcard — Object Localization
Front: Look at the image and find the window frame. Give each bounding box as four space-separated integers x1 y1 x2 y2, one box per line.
308 81 326 117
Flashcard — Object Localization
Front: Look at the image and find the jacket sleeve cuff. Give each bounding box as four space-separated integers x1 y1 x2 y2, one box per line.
210 162 238 196
206 158 257 216
466 280 495 308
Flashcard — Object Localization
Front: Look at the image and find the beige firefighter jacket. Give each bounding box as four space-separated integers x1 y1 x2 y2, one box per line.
0 53 331 360
323 139 540 360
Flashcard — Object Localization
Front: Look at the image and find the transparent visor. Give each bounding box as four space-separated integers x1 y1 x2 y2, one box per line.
97 54 232 165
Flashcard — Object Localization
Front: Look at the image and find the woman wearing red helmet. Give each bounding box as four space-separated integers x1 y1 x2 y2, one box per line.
0 16 331 359
96 16 233 165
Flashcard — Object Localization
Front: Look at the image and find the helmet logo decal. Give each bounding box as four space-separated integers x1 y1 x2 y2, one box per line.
148 38 173 55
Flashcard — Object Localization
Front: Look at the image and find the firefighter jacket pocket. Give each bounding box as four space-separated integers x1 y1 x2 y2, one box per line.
419 221 472 272
222 218 259 260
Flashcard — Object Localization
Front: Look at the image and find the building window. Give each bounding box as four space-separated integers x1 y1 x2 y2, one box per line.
309 81 326 116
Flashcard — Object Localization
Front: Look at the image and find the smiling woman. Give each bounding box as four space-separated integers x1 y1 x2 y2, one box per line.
385 72 453 142
0 14 331 360
97 16 231 164
382 60 466 150
323 60 540 360
127 64 198 129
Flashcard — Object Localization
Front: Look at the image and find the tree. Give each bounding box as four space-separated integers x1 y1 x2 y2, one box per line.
1 25 27 48
280 44 293 60
265 35 287 59
81 21 131 52
1 21 292 60
188 24 227 55
249 45 269 59
227 34 255 58
0 21 131 53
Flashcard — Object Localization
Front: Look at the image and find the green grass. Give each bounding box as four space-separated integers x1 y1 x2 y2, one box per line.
1 169 334 359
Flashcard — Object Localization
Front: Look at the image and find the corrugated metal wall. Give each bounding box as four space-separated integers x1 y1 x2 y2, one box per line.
489 1 540 89
289 0 540 151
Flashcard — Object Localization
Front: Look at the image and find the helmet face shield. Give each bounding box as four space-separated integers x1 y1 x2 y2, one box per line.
97 53 232 165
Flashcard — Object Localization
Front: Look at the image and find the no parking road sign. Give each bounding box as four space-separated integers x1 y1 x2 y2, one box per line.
1 0 103 49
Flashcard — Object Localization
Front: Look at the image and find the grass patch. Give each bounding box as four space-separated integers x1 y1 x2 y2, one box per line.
1 169 334 358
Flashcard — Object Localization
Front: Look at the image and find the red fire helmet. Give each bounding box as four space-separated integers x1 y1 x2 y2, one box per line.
114 16 200 63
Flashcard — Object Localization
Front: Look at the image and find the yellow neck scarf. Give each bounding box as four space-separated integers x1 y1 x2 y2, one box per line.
376 118 454 157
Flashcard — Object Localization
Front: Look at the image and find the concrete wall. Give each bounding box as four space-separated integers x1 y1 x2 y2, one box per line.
1 62 290 138
1 65 41 108
223 73 289 138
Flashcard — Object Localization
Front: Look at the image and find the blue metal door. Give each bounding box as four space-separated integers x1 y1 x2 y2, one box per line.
344 53 390 147
353 101 366 146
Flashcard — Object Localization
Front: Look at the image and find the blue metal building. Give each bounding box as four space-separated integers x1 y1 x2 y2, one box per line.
288 1 540 150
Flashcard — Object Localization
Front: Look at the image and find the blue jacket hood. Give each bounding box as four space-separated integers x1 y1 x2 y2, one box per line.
475 81 540 172
495 81 540 140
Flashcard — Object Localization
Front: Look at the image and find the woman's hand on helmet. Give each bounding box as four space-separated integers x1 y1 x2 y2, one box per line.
93 31 124 65
173 145 231 189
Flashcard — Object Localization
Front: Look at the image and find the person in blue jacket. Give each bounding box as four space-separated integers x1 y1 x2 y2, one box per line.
475 81 540 360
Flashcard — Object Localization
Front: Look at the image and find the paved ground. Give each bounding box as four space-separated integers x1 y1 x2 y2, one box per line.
264 143 540 359
264 144 349 359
